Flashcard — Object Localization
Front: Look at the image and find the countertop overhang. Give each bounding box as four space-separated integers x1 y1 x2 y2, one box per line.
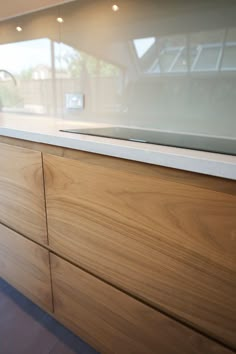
0 114 235 180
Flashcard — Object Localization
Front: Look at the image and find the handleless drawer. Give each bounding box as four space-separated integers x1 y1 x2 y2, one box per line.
0 143 47 244
51 254 232 354
44 153 236 348
0 223 53 312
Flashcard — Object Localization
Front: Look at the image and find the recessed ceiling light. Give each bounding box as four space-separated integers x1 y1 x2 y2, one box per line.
16 26 23 32
112 4 119 12
57 17 64 23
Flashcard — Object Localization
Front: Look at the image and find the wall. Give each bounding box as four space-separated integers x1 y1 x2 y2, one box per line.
0 0 236 138
0 0 74 21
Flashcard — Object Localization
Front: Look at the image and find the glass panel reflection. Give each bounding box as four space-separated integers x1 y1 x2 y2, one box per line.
193 46 221 71
0 6 59 116
56 0 236 142
132 29 236 74
0 0 235 149
133 37 156 59
222 45 236 70
0 39 53 114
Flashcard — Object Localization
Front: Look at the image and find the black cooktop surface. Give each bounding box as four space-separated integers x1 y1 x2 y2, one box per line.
60 127 236 156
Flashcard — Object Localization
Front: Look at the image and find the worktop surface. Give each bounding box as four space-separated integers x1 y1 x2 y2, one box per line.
0 113 235 180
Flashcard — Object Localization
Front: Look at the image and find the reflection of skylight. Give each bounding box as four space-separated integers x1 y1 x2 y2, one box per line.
221 44 236 70
133 37 155 58
192 45 221 71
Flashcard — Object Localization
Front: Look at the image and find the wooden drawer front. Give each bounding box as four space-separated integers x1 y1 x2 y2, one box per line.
0 223 53 312
0 143 47 244
44 154 236 348
51 255 233 354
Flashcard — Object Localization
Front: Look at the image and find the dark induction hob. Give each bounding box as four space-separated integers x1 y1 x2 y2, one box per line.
60 127 236 156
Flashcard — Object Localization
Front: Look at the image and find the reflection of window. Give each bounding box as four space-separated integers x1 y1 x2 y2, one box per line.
133 37 155 58
0 38 52 77
191 45 222 71
221 44 236 70
150 47 187 73
159 48 182 72
171 49 188 72
132 28 236 75
133 35 187 74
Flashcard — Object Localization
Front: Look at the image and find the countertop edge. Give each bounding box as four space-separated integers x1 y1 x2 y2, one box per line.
0 126 235 181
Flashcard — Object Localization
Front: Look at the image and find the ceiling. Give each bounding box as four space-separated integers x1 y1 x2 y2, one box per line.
0 0 74 21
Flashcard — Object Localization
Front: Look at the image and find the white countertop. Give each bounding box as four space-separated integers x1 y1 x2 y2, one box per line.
0 113 236 180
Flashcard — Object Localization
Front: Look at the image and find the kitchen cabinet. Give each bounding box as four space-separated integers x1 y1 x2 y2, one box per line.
44 152 236 348
0 135 235 353
51 254 231 354
0 143 47 244
0 222 52 311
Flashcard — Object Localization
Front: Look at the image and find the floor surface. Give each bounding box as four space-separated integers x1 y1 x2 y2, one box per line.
0 278 98 354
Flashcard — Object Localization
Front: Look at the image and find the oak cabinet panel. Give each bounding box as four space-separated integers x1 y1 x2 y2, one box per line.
0 143 47 244
44 153 236 348
0 223 53 312
51 254 232 354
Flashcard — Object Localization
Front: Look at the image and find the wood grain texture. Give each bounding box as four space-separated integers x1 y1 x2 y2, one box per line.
0 135 235 196
44 153 236 348
0 143 47 244
51 254 234 354
0 223 53 312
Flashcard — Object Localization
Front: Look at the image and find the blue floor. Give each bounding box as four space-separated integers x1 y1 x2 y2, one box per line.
0 278 99 354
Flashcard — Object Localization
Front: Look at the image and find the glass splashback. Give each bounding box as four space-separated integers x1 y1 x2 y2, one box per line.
0 0 236 144
0 7 60 116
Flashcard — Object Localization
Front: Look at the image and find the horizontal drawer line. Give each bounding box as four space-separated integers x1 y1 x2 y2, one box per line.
0 220 234 352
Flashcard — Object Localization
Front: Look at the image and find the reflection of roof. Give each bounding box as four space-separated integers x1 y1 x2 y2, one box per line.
133 36 236 74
